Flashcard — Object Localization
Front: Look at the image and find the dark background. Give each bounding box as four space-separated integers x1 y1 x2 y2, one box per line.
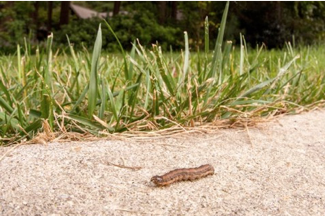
1 1 324 53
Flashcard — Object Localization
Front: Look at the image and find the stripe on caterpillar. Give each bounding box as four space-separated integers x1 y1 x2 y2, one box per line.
150 164 214 186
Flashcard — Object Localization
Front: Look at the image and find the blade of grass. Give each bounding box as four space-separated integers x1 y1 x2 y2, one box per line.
103 20 130 81
40 33 54 129
182 31 190 84
239 33 244 75
99 78 107 119
88 24 102 118
203 2 229 106
204 16 209 55
208 1 229 81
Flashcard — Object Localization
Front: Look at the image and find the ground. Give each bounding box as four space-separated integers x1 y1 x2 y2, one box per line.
0 109 325 215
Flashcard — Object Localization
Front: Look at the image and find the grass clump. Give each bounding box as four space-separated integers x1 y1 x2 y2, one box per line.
0 2 324 145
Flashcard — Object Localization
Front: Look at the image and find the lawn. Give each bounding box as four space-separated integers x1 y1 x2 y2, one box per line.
0 2 324 144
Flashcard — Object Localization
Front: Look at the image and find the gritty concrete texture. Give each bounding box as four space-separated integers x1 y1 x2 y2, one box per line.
0 109 325 216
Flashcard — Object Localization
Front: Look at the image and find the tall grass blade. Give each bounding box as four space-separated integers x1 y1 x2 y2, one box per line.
203 1 229 106
208 1 229 81
88 24 102 118
17 45 22 83
239 33 244 75
99 78 107 119
40 33 54 129
103 20 130 81
144 70 151 110
204 16 209 55
182 31 190 85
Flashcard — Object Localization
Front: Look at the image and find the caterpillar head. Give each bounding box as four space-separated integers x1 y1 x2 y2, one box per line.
150 176 163 185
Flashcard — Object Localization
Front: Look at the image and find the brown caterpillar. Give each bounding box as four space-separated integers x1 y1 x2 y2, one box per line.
151 164 214 186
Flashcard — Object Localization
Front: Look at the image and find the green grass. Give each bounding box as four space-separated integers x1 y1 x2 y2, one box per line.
0 2 324 144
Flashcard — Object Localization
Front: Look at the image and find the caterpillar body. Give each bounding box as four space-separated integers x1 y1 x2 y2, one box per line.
151 164 214 187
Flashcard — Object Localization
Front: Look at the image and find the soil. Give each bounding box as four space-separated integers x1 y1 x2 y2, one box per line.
1 109 325 216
